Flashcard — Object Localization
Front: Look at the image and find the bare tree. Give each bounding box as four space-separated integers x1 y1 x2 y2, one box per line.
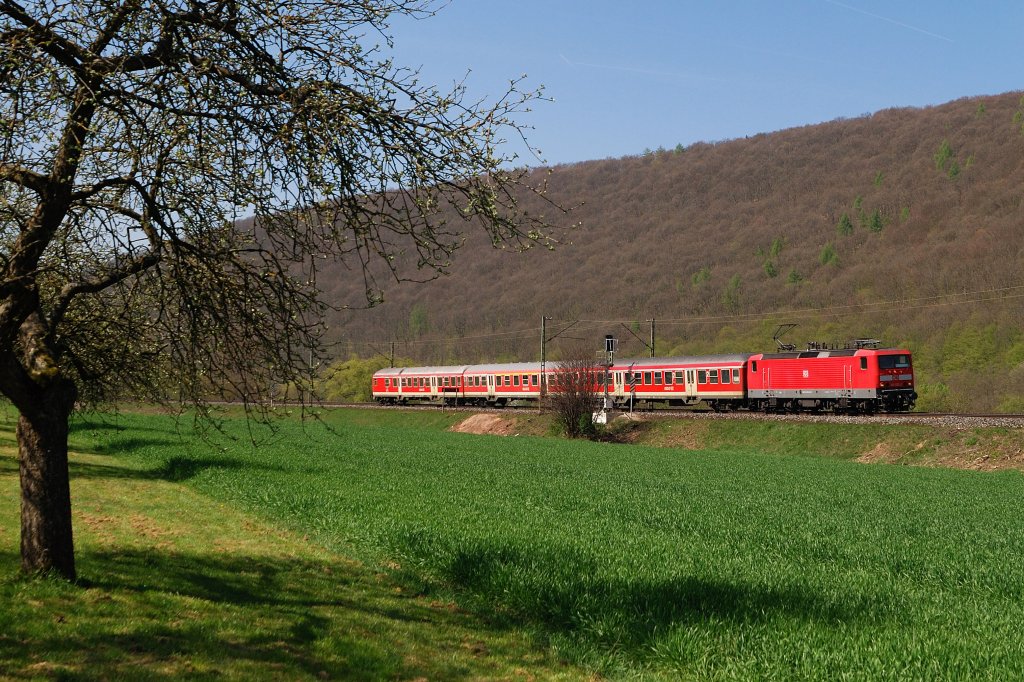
547 345 601 438
0 0 558 580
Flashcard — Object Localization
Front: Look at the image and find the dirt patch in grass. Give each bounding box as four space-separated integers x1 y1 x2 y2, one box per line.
450 413 556 438
856 442 904 465
933 441 1024 471
854 430 1024 471
451 414 519 436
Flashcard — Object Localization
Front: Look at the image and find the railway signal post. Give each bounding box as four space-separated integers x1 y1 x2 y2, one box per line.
594 335 617 424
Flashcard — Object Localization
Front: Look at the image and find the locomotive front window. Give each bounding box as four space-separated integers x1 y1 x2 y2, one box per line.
878 354 911 369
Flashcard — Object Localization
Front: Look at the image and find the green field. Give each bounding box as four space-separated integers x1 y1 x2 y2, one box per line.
4 408 1024 679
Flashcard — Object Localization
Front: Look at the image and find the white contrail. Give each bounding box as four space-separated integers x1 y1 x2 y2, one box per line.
824 0 955 42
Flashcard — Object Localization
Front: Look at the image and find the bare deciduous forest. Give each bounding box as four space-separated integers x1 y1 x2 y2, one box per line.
321 92 1024 411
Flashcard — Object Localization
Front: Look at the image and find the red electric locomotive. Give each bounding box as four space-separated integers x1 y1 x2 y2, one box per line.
746 343 915 413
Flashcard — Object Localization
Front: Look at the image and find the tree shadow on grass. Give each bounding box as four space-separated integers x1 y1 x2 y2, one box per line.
0 455 17 475
64 454 284 483
397 537 885 660
149 454 280 482
0 546 524 681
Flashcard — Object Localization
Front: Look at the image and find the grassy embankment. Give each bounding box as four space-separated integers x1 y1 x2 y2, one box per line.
4 406 1024 679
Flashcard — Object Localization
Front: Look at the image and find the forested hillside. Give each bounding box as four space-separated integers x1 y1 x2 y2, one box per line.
322 92 1024 411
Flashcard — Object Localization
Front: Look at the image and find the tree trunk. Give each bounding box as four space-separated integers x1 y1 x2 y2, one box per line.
18 382 77 581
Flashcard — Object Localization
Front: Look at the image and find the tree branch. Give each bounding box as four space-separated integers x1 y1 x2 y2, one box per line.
0 163 49 194
49 249 162 333
0 0 91 72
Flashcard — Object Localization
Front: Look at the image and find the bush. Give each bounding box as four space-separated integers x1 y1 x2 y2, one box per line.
837 212 854 236
548 347 601 439
869 209 885 233
819 243 838 266
320 355 401 403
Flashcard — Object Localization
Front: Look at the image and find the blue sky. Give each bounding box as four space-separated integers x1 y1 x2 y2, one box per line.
385 1 1024 166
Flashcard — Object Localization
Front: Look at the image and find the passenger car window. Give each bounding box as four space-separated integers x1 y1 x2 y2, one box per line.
710 370 719 384
698 370 707 383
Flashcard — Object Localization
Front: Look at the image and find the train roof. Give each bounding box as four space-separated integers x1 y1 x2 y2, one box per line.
373 355 755 377
753 347 910 360
373 362 544 376
614 354 753 368
373 365 471 376
466 361 543 373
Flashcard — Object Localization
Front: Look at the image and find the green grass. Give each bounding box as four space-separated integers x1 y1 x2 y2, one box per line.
62 408 1024 680
0 408 586 681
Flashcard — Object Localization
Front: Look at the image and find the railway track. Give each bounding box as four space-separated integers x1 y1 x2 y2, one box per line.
317 402 1024 428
